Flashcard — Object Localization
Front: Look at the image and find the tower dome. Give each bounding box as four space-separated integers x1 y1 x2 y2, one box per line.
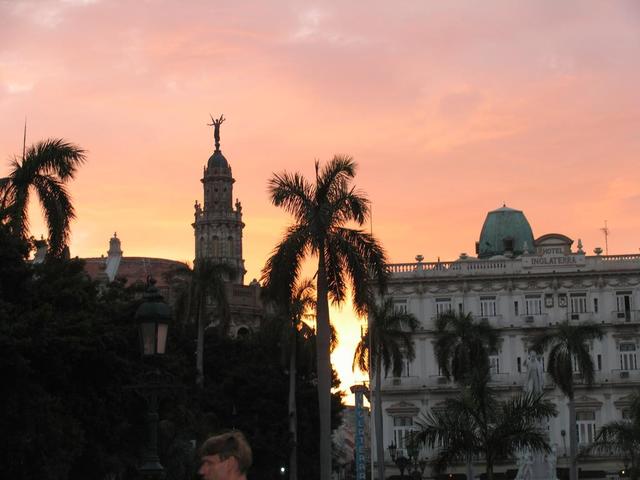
207 149 230 171
477 205 534 258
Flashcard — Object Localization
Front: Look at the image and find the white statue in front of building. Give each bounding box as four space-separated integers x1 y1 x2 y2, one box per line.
515 351 558 480
524 350 544 395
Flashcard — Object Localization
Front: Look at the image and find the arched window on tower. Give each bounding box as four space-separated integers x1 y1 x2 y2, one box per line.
227 236 234 257
212 236 220 257
199 236 205 257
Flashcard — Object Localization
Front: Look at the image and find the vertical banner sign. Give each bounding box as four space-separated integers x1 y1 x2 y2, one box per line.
354 387 366 480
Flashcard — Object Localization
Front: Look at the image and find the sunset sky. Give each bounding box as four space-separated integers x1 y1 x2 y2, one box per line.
2 0 640 403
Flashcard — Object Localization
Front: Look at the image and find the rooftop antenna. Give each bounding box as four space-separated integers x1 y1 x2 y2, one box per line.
22 116 27 161
600 220 609 255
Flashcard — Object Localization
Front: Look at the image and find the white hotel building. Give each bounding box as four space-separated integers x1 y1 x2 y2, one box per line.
375 206 640 480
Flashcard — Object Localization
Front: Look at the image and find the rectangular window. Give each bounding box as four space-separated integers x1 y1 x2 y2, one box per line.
402 357 411 377
489 354 500 375
576 411 596 445
620 343 638 371
458 303 463 314
616 292 632 321
435 298 452 316
514 301 519 316
593 298 599 314
525 295 543 315
570 294 587 314
517 356 522 373
392 416 415 456
573 344 591 373
597 354 602 371
393 299 408 314
480 296 497 317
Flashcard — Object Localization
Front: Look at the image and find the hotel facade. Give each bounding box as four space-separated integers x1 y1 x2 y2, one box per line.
375 206 639 480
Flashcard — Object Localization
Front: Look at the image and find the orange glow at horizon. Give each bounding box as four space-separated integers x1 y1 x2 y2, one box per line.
2 0 640 404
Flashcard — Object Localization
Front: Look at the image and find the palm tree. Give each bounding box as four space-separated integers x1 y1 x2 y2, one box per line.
0 138 86 257
352 297 418 480
261 156 388 480
432 310 499 478
414 368 557 480
434 311 499 384
167 259 234 386
532 321 604 480
286 279 316 480
584 392 640 479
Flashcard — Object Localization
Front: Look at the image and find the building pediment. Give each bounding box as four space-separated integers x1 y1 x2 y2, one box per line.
613 394 638 408
386 401 419 416
574 395 603 409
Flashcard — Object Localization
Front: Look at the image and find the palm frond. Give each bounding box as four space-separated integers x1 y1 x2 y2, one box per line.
324 238 347 306
25 138 86 180
32 174 74 256
434 311 496 383
261 224 310 304
331 185 369 226
268 171 314 224
533 321 603 398
315 155 356 205
332 227 388 315
352 332 369 373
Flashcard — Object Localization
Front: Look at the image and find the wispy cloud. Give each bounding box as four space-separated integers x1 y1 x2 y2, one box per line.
6 0 101 29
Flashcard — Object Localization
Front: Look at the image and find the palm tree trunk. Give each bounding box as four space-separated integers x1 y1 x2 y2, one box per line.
466 456 475 480
289 323 298 480
568 396 578 480
196 295 204 387
486 461 494 480
374 353 385 480
316 251 333 480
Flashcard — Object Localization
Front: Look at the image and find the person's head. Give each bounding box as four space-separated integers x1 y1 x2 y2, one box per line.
198 431 252 480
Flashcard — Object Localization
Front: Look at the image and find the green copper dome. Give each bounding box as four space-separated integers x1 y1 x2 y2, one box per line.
207 149 230 171
477 206 534 258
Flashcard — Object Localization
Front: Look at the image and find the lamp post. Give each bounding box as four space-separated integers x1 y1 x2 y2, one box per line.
389 440 428 480
135 277 171 480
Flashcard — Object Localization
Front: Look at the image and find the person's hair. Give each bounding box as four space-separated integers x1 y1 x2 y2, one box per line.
199 431 252 474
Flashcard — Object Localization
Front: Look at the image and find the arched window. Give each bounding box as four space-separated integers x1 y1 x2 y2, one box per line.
227 236 234 257
212 236 220 257
236 326 250 338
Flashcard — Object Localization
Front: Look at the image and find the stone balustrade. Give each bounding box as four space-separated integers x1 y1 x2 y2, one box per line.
387 254 640 278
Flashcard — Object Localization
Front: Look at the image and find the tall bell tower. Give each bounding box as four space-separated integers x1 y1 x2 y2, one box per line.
192 115 246 284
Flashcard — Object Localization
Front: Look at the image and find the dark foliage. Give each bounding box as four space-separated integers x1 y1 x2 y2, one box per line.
197 321 345 480
0 228 344 480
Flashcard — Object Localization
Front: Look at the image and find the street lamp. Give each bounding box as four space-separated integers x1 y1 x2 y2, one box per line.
388 442 410 479
137 278 170 356
389 440 427 480
135 277 171 480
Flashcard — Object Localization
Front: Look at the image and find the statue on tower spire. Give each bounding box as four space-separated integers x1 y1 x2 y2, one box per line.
207 114 225 151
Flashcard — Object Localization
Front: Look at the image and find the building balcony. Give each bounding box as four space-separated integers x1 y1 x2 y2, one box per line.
478 314 504 328
517 313 550 328
609 368 640 383
382 375 430 390
568 311 596 322
610 309 640 324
